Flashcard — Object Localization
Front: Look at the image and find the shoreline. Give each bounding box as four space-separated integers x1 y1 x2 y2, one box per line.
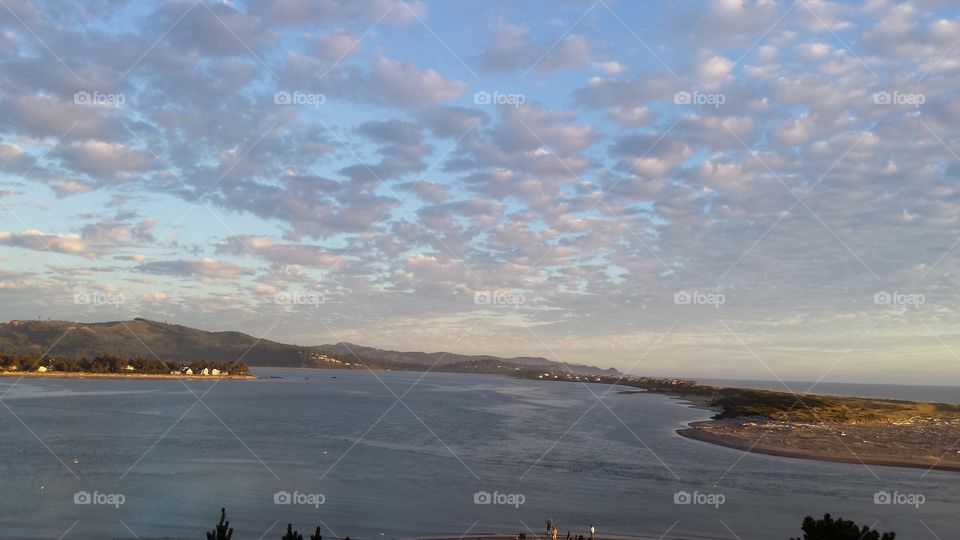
674 416 960 473
7 367 959 474
0 371 254 381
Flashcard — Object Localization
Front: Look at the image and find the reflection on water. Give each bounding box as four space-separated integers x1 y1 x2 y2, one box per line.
0 370 955 540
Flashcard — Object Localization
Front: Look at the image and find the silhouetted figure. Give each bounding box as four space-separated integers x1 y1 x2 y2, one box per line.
311 527 322 540
567 531 571 540
546 520 553 534
206 508 233 540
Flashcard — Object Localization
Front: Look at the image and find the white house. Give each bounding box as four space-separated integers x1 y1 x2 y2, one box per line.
36 366 48 373
181 367 193 375
123 365 135 371
210 368 221 375
200 367 209 376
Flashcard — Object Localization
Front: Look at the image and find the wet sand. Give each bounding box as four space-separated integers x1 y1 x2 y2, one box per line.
677 416 960 473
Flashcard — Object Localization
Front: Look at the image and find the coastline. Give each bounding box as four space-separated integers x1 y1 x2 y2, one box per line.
675 416 960 473
0 371 254 381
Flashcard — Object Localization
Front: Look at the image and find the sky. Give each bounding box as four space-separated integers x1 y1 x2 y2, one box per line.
0 0 959 384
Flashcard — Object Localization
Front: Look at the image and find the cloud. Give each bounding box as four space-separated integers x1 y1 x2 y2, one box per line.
136 258 251 279
159 0 277 56
479 23 536 73
697 55 734 89
479 24 590 74
0 230 91 256
51 180 94 197
606 106 653 126
293 53 467 108
54 141 156 179
216 235 340 267
250 0 425 25
593 61 626 74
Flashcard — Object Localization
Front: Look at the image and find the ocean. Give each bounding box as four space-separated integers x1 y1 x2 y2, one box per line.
0 369 955 539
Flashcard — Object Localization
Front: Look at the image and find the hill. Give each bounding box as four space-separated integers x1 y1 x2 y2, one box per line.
0 319 618 375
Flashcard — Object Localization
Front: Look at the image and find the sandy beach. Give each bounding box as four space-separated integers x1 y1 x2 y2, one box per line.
677 417 960 473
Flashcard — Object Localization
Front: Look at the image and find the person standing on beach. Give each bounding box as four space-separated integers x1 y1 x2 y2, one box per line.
589 525 595 540
551 527 558 540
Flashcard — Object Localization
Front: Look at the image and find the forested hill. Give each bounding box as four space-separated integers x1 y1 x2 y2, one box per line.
0 319 619 375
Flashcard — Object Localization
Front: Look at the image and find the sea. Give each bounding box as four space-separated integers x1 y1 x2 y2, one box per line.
0 369 955 540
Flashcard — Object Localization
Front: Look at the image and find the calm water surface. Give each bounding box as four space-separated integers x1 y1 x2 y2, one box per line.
0 370 955 539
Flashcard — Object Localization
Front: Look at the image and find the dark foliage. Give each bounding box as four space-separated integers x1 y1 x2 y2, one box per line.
206 508 233 540
790 514 895 540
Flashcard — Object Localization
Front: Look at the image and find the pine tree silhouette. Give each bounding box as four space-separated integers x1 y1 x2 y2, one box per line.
282 523 304 540
206 508 233 540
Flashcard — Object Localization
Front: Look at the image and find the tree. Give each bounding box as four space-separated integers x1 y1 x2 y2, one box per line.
206 507 233 540
790 514 895 540
281 524 303 540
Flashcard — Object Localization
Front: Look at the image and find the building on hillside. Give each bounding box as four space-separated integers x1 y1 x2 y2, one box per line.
181 367 193 375
36 366 48 373
200 367 210 375
210 368 220 375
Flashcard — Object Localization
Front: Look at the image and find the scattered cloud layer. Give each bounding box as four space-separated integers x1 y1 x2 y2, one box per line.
1 0 959 382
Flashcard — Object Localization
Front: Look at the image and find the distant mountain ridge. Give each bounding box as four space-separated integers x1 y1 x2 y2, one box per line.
0 318 618 375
